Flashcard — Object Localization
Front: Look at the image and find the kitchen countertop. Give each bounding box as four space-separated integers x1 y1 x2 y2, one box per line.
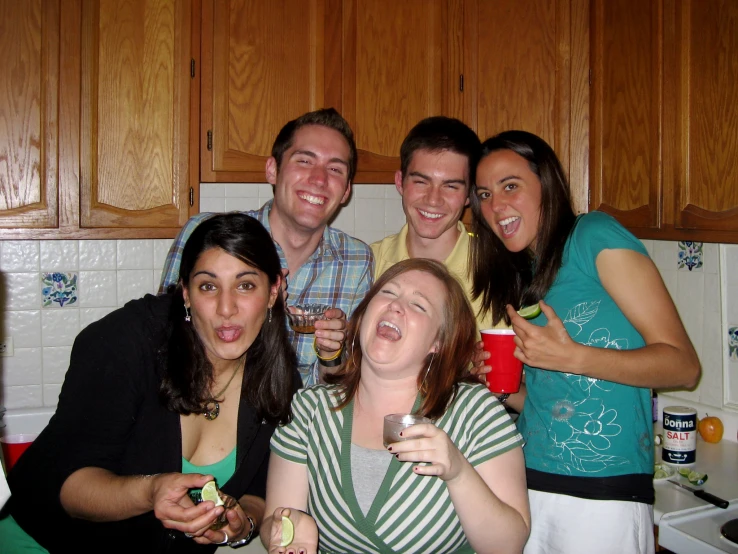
655 430 738 524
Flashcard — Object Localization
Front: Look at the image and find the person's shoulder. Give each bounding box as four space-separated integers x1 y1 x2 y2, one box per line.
76 294 170 349
292 384 343 414
326 226 373 261
571 211 647 253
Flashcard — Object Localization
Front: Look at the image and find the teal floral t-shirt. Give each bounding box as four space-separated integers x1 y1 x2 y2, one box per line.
517 211 653 478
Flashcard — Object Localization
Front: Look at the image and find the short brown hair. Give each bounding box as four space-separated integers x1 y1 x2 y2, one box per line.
326 258 478 420
271 108 358 183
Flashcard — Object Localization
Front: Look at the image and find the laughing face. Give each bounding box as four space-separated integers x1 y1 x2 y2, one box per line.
359 270 444 378
397 149 470 242
475 149 543 253
267 124 352 234
183 247 280 373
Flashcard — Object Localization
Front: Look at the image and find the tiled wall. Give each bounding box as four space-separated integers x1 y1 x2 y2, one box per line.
1 184 737 435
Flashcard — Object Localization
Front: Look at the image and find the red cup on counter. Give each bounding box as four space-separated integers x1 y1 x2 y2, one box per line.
481 329 523 394
1 433 38 473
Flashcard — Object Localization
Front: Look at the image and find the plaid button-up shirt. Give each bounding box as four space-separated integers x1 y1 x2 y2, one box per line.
158 201 374 386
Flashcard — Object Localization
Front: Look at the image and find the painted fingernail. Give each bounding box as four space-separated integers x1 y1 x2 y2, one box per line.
387 446 392 451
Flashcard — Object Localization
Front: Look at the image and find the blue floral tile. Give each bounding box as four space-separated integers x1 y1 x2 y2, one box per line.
677 241 703 271
42 272 78 308
729 326 738 361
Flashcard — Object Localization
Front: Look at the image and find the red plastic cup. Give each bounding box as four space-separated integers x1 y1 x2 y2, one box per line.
1 433 38 472
481 329 523 393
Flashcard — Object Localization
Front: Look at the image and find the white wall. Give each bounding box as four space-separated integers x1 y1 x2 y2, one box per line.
1 183 737 443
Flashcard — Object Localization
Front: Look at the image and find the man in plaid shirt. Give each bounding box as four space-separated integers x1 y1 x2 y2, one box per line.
159 109 374 386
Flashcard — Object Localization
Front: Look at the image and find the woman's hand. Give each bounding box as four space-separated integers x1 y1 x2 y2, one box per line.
151 473 225 535
266 507 318 554
190 494 253 546
505 301 582 374
314 308 347 357
389 424 468 482
470 340 490 383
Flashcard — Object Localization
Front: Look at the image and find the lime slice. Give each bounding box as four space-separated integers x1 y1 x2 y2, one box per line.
654 469 669 479
678 467 691 477
517 304 542 319
688 471 708 486
280 515 294 547
201 481 224 507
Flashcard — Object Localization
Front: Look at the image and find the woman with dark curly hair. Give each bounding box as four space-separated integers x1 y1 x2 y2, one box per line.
2 213 299 553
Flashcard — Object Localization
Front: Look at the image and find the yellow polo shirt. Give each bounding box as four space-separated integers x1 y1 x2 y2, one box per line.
371 222 505 332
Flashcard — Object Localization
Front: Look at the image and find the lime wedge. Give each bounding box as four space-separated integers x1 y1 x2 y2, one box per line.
654 469 669 479
201 481 224 507
280 515 294 547
688 471 708 486
517 304 542 319
678 467 691 477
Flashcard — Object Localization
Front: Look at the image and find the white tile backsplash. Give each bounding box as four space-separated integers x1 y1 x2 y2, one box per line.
40 240 78 270
116 269 154 305
79 240 117 270
3 348 42 386
4 385 43 409
4 273 41 310
40 309 80 347
78 271 118 307
0 241 39 272
117 240 154 269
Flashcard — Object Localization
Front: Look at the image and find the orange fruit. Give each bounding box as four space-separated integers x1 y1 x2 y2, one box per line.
697 414 724 443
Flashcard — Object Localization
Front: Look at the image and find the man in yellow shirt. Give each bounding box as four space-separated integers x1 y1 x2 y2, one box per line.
371 116 496 331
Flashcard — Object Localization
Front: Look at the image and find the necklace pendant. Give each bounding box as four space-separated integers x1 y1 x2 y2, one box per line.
203 400 220 420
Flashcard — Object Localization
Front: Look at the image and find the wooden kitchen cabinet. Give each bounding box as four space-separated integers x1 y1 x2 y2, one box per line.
341 0 464 183
591 0 738 242
462 0 590 216
0 0 198 239
200 0 337 183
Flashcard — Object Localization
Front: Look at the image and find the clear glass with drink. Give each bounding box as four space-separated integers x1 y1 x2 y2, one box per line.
382 414 432 447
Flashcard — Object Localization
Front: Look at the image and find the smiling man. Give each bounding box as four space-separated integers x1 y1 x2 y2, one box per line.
371 116 493 330
160 109 374 385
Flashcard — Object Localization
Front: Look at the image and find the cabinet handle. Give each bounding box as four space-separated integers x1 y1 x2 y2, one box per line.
459 74 464 92
207 130 213 151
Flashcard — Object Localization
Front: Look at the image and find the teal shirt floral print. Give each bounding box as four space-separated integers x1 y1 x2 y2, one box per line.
517 211 653 477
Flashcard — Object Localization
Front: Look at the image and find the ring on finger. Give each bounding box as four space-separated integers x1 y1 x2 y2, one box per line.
217 531 229 545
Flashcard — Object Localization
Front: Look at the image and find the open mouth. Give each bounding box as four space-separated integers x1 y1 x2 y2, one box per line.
299 193 325 206
498 216 520 237
376 320 401 341
418 209 443 220
216 326 242 343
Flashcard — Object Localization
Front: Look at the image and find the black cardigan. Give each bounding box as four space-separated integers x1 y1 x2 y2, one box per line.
7 294 292 553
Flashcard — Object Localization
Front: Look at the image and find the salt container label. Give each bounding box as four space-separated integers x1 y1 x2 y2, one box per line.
662 407 697 465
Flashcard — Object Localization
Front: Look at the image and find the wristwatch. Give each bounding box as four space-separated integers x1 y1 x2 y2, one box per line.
228 514 256 548
497 393 510 405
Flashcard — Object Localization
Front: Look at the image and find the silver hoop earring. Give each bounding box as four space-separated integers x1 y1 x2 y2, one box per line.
420 352 436 390
268 307 272 323
184 306 191 322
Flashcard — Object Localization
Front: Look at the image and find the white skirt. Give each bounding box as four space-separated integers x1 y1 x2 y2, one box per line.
524 489 655 554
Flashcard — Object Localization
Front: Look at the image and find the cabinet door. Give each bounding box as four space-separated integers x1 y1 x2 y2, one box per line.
590 0 662 231
341 0 464 183
668 0 738 236
200 0 332 182
0 0 60 229
464 0 589 214
80 0 194 229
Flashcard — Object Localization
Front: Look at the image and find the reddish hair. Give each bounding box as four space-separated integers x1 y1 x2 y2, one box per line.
325 259 478 419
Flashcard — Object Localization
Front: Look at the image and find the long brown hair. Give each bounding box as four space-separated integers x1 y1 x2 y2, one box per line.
469 130 576 326
325 259 478 420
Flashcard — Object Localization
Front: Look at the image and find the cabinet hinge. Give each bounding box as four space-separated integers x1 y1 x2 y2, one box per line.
589 69 592 86
207 130 213 151
189 187 194 207
459 74 464 92
191 59 195 79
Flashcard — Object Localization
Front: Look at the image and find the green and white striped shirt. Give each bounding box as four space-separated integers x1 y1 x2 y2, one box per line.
271 382 524 554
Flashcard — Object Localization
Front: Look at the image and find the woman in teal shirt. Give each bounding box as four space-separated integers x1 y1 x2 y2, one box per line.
469 130 700 554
